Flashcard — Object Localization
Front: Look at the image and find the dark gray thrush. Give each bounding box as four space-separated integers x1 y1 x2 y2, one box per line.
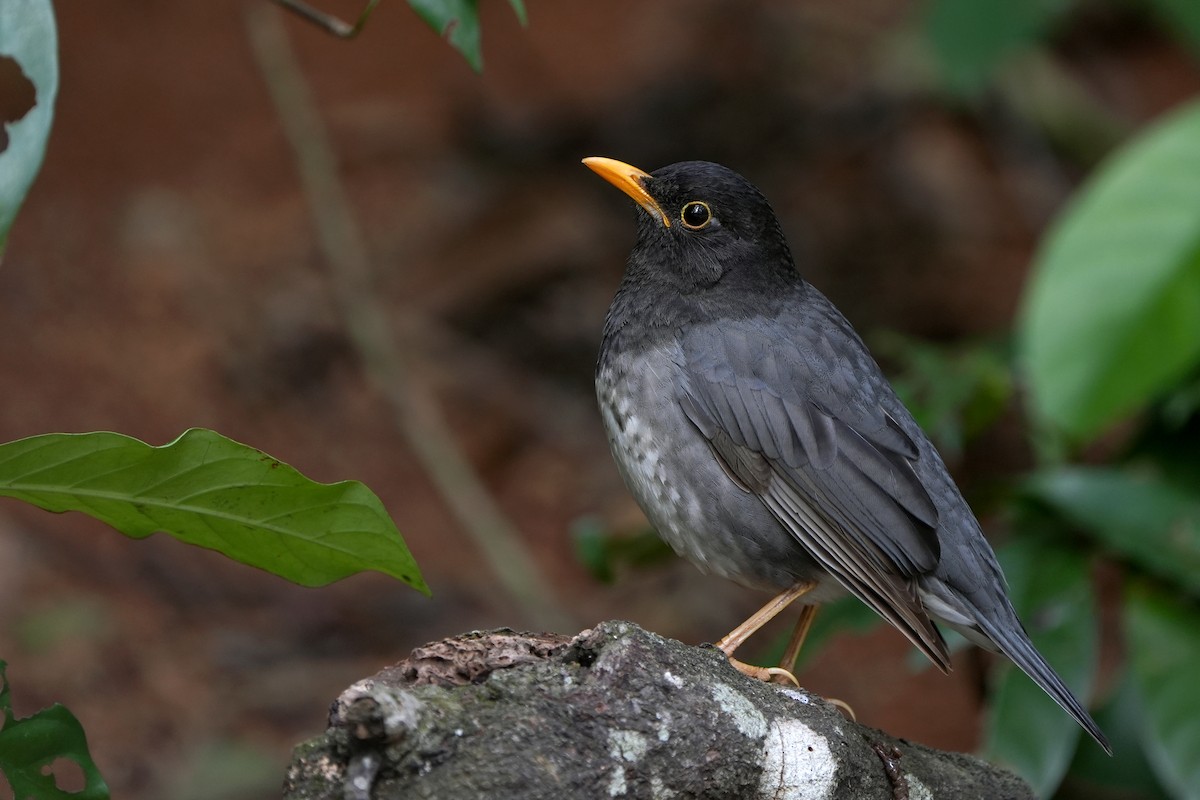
584 156 1109 754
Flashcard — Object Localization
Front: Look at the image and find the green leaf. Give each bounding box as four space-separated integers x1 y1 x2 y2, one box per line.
1024 466 1200 594
0 661 110 800
1066 668 1173 800
983 535 1097 796
1145 0 1200 55
571 520 675 585
920 0 1068 94
0 0 58 257
1019 99 1200 439
407 0 527 72
507 0 527 27
1126 587 1200 800
0 429 428 592
874 332 1012 458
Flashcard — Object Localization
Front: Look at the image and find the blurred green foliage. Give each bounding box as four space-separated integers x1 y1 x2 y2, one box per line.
921 0 1200 96
1020 101 1200 440
874 333 1013 460
1009 102 1200 800
921 6 1200 795
4 0 1200 798
582 9 1200 798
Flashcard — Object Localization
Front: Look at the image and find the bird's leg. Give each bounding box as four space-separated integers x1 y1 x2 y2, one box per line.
771 603 856 719
775 603 818 679
716 581 815 685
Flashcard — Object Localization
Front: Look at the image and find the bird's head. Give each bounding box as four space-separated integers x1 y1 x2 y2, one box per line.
583 157 796 291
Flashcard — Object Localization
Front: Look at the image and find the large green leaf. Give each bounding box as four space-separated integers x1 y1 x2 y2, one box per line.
1024 466 1200 594
0 661 110 800
1019 100 1200 439
0 429 427 592
983 535 1097 796
407 0 526 72
1126 587 1200 800
0 0 58 257
920 0 1069 94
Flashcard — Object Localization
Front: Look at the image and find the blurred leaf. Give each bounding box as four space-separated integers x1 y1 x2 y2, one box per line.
0 428 428 593
507 0 527 26
0 0 58 257
1019 99 1200 439
407 0 526 72
875 333 1012 457
17 597 112 654
920 0 1070 94
571 518 675 584
573 517 615 583
1129 391 1200 488
1145 0 1200 54
1024 466 1200 594
1065 668 1171 800
0 661 110 800
1126 587 1200 800
983 535 1097 796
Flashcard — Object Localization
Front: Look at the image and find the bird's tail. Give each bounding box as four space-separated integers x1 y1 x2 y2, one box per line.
973 608 1112 755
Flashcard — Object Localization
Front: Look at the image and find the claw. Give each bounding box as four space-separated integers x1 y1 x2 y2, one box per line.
765 667 800 686
825 697 857 721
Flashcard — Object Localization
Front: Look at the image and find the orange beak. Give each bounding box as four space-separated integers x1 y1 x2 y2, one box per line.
582 156 670 228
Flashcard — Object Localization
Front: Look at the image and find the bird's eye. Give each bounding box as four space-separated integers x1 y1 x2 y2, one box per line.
680 201 712 230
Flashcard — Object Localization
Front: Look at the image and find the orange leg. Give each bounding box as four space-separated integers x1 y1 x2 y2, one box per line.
777 603 819 677
772 603 856 719
715 581 815 686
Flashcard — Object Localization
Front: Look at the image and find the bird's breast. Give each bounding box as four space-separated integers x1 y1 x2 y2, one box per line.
596 342 821 592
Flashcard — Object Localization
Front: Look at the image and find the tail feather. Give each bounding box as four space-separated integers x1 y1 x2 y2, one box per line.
973 610 1112 755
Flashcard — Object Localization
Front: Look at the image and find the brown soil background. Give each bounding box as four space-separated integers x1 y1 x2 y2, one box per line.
2 2 1197 797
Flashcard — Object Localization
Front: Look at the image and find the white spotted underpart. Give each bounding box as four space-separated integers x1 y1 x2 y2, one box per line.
757 718 837 799
597 345 717 575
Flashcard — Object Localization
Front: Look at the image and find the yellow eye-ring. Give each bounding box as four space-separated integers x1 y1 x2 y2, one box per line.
680 201 712 230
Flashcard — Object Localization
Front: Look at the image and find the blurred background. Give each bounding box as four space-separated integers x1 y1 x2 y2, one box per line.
2 1 1199 798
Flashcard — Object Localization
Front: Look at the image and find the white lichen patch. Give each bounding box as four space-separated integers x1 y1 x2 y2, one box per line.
337 686 423 736
710 681 767 740
906 774 934 800
608 766 628 796
650 774 677 799
757 718 837 799
609 729 651 762
662 670 684 689
654 710 672 742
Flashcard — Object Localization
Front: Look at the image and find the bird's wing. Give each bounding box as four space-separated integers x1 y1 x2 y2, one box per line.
676 320 950 671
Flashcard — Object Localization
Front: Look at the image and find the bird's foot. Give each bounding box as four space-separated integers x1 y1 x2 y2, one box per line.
725 655 855 719
824 697 856 721
726 656 800 687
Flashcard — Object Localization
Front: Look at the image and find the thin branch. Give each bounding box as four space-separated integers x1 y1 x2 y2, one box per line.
273 0 379 39
244 4 574 632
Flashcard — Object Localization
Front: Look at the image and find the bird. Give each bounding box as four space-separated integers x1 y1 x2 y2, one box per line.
583 155 1110 754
